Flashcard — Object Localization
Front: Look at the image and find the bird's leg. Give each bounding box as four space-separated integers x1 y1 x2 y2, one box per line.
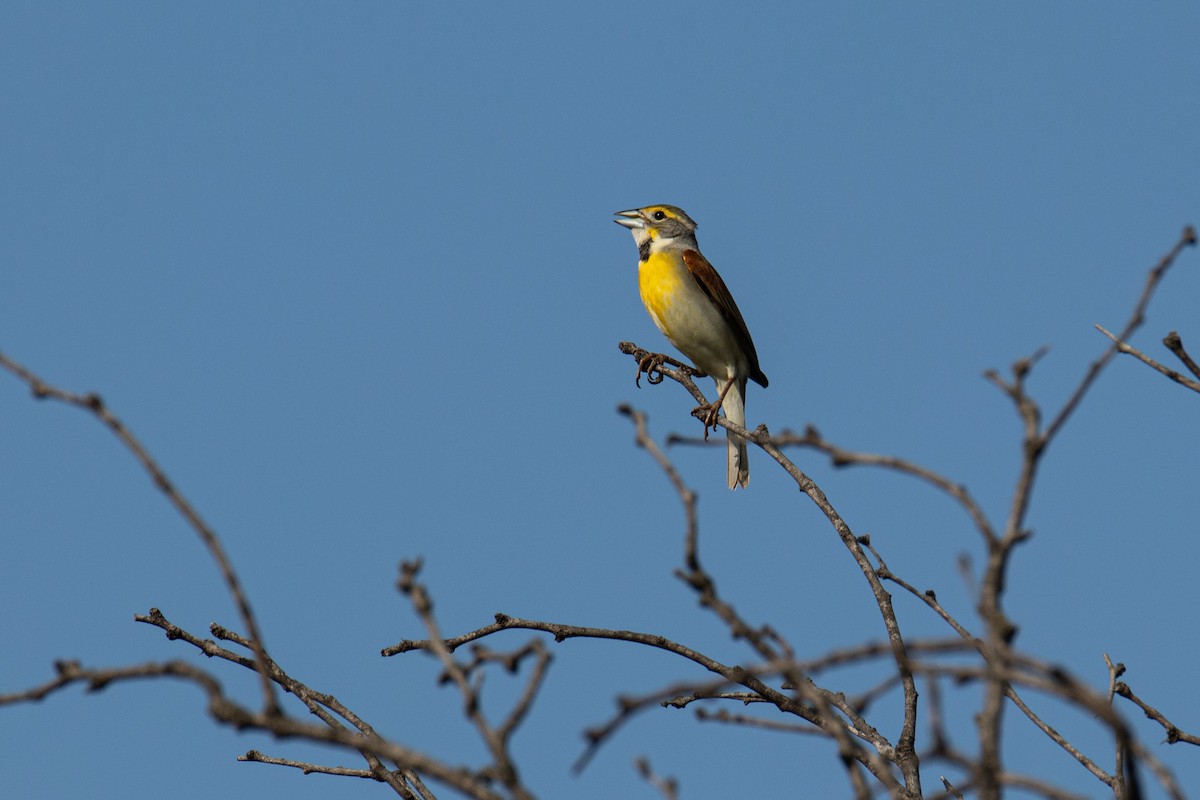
697 378 735 440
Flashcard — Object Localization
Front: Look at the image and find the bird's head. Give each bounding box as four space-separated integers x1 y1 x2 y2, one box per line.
614 205 698 254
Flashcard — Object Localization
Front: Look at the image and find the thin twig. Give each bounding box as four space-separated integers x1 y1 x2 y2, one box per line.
396 560 538 800
634 757 679 800
136 608 426 794
1049 224 1196 443
1114 680 1200 747
619 404 793 663
1163 331 1200 379
677 424 998 544
1096 325 1200 393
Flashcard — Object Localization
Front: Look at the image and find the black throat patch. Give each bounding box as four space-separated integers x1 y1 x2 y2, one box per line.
638 239 651 262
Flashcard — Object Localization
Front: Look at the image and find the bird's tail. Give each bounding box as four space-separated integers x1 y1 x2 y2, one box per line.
722 378 749 490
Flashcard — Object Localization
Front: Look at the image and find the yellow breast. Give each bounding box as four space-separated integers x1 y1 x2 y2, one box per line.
638 250 687 335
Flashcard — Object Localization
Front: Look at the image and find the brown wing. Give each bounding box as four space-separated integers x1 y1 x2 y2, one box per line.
682 249 768 388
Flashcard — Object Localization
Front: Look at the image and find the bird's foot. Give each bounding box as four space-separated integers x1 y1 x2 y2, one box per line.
633 349 706 387
635 352 667 387
695 401 722 440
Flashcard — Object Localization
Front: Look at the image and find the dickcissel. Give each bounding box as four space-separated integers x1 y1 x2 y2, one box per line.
615 204 768 489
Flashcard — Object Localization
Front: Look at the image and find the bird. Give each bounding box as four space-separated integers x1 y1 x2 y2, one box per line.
614 204 768 489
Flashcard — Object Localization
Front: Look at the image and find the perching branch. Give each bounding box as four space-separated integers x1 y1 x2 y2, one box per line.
619 340 924 797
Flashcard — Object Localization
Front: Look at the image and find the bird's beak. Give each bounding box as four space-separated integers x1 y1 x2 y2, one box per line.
613 209 643 230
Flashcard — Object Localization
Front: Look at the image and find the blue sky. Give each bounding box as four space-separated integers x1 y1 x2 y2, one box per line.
2 3 1198 798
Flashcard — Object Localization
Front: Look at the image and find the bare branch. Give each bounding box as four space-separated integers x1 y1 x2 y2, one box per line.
694 706 823 735
6 223 1196 799
940 775 965 800
677 424 998 544
239 749 382 778
968 225 1195 798
619 404 793 663
396 560 538 800
0 351 280 717
618 343 928 797
1163 331 1200 379
1 656 510 800
1048 224 1196 443
1114 677 1200 747
859 536 978 643
634 757 679 800
241 751 435 800
1095 325 1200 393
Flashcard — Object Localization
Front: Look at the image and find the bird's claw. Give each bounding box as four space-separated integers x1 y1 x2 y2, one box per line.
636 353 667 387
696 401 722 440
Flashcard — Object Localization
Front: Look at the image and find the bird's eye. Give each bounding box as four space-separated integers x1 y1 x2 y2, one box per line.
652 210 666 221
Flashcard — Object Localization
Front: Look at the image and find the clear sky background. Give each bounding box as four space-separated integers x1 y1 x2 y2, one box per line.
2 4 1198 798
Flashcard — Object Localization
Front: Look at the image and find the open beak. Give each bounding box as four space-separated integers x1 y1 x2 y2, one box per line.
613 209 644 230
